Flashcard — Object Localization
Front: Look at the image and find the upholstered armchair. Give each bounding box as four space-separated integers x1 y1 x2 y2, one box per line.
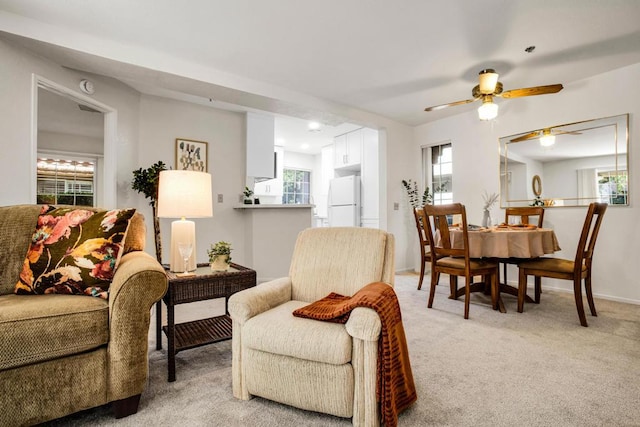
228 227 395 426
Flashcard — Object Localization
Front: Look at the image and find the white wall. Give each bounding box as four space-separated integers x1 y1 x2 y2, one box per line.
413 63 640 304
0 36 423 279
381 124 416 273
0 38 141 208
283 151 315 171
544 154 618 201
138 95 248 266
38 131 103 155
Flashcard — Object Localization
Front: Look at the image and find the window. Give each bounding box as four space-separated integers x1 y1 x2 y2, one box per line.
431 143 453 205
282 169 311 204
36 157 96 206
597 169 628 205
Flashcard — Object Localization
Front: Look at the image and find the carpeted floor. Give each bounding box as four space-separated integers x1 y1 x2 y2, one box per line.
42 273 640 426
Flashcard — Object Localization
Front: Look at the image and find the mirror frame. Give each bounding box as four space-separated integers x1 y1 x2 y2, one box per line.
532 175 542 197
500 114 629 208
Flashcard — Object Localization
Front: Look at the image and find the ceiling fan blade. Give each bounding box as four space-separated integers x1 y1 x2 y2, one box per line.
500 84 563 98
511 131 540 142
424 98 478 112
553 130 582 136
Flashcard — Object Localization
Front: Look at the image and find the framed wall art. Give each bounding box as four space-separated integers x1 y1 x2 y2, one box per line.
175 138 208 172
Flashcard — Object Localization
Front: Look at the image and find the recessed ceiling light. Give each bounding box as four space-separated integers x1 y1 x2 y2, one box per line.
308 121 321 132
301 143 310 149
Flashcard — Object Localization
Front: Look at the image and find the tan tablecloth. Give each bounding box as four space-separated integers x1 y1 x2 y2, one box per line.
448 228 561 259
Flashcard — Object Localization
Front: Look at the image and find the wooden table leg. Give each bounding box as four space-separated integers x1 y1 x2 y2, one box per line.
500 283 535 303
496 259 535 303
497 296 506 313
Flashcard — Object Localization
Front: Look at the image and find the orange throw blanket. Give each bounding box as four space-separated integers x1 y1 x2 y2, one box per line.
293 282 417 427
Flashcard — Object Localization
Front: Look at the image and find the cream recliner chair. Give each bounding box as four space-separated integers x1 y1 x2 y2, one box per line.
228 227 395 426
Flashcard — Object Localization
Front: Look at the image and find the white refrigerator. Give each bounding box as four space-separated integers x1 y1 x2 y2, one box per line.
328 175 361 227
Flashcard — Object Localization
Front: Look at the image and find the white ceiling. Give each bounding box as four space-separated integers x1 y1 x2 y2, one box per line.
3 0 640 150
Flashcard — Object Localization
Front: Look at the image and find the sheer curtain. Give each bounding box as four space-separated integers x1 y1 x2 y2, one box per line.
577 168 598 205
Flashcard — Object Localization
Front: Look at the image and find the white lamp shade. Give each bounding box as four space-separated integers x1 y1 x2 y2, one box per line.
157 170 213 218
156 170 213 272
478 100 499 121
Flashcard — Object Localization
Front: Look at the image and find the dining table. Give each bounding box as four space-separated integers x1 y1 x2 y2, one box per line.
445 224 561 312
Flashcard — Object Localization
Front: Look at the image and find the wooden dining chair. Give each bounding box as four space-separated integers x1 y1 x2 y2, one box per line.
422 203 499 319
413 207 436 290
505 206 545 228
502 207 545 299
517 202 607 327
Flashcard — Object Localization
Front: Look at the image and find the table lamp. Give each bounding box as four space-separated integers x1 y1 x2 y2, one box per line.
157 170 213 273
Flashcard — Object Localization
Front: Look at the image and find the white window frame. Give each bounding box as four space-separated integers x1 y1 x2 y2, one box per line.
282 168 311 204
422 141 453 205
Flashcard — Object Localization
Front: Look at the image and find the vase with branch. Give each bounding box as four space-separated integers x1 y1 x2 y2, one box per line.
482 190 499 227
132 161 167 264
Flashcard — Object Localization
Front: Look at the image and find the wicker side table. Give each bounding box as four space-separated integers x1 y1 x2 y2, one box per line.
156 263 256 382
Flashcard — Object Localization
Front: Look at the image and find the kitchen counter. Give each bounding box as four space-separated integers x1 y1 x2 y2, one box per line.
234 204 314 209
235 204 314 282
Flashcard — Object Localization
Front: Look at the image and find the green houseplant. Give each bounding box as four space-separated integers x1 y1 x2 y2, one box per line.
402 179 432 209
208 241 232 271
131 161 167 264
243 186 254 204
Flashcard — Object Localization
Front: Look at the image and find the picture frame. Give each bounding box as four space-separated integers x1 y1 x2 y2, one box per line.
175 138 208 172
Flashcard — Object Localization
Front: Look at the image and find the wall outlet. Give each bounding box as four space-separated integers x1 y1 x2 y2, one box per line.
393 202 399 211
217 194 223 203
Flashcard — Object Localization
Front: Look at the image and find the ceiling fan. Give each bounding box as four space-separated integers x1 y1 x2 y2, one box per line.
511 127 581 146
424 69 563 120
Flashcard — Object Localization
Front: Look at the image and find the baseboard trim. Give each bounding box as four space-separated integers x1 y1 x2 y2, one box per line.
512 281 640 306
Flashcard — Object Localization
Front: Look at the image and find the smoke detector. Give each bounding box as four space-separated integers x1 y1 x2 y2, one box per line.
79 79 95 95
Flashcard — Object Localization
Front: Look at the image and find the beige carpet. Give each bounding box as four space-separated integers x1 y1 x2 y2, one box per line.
42 273 640 426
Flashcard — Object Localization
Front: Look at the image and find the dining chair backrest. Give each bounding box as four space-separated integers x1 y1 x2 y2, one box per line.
413 208 429 248
423 203 469 261
505 206 545 227
574 202 607 273
413 207 434 290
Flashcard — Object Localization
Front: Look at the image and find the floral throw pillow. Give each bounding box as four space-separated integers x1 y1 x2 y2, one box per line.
15 206 136 299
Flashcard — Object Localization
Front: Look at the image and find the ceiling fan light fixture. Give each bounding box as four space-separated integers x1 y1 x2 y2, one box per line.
478 96 498 121
540 133 556 147
478 69 499 94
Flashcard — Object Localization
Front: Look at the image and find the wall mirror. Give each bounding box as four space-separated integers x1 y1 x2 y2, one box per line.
500 114 629 208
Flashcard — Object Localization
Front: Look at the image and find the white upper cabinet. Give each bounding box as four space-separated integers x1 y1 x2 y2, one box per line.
246 112 275 179
333 127 379 227
345 129 362 166
334 128 362 170
254 146 284 197
334 134 347 167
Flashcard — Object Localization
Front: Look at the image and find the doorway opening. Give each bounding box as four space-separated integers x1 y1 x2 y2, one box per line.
31 75 117 207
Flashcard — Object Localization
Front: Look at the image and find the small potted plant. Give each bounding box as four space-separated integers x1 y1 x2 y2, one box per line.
208 241 232 271
243 186 254 204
